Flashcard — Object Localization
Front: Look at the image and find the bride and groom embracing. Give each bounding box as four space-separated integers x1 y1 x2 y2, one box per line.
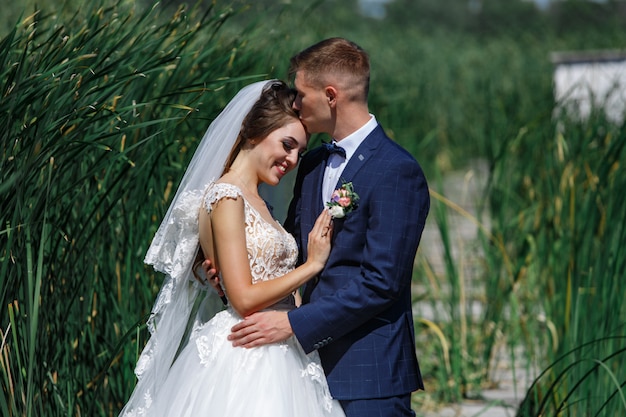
119 38 430 417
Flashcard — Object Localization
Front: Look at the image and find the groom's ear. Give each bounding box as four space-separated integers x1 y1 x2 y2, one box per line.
325 86 337 106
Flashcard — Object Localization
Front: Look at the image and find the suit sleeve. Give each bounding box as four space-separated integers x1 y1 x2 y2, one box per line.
289 155 430 353
284 154 309 265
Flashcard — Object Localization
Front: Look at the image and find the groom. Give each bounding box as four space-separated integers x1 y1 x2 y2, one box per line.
229 38 430 417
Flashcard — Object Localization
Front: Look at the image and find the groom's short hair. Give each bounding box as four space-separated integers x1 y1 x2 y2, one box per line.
289 37 370 102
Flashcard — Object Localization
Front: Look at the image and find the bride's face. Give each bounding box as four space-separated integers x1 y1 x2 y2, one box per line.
253 120 307 186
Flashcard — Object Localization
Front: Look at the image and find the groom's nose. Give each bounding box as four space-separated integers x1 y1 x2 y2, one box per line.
292 95 302 112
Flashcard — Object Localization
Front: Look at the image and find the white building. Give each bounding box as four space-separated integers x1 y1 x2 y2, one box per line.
552 50 626 124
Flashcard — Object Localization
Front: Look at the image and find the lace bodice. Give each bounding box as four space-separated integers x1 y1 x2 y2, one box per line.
203 182 298 290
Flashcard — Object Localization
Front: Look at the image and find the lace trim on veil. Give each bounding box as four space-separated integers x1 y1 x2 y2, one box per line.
120 185 224 417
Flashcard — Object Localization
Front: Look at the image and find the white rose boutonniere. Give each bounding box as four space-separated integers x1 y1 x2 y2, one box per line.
326 181 359 219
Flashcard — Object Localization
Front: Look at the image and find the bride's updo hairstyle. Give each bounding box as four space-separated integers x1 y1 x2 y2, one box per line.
222 80 298 174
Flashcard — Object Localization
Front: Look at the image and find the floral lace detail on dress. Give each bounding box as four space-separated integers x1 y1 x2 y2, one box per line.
203 182 298 286
302 359 334 412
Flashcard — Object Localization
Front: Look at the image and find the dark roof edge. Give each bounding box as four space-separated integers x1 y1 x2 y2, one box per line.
551 49 626 65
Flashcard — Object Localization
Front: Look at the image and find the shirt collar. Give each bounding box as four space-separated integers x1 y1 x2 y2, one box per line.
333 115 377 160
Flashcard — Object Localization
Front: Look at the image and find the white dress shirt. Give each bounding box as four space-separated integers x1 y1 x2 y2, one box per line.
322 115 378 204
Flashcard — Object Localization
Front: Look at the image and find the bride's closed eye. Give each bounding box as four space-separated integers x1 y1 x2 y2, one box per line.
282 136 306 160
282 139 295 152
282 138 304 158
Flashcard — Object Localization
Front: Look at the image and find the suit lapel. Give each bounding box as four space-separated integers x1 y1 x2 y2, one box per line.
333 125 382 186
302 129 384 303
301 153 327 230
300 154 326 303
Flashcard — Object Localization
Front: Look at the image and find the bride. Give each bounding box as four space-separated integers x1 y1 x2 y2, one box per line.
119 80 345 417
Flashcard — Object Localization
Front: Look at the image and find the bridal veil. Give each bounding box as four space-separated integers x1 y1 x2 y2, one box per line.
119 79 275 416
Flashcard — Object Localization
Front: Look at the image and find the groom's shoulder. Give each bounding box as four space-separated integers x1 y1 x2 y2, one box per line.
298 145 326 170
302 145 326 161
375 129 419 164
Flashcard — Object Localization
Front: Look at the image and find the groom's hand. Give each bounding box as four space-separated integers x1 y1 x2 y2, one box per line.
200 259 228 305
228 311 293 348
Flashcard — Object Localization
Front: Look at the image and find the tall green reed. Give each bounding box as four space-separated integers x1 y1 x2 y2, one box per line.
0 1 266 415
3 0 625 413
412 167 525 405
411 89 625 415
487 108 626 416
402 36 556 405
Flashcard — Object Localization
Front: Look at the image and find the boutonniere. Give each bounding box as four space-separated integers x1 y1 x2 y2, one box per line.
326 181 359 219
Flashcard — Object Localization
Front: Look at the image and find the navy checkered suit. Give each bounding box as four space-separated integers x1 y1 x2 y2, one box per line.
285 124 429 404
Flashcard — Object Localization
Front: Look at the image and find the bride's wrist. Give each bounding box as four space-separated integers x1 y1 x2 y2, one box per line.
303 259 324 275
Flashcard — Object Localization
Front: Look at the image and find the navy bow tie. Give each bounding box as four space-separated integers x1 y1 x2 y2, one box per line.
323 142 346 158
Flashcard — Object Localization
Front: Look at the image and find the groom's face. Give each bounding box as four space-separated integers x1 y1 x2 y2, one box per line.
292 71 332 135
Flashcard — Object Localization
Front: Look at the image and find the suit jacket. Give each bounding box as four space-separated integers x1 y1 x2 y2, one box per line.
285 124 430 400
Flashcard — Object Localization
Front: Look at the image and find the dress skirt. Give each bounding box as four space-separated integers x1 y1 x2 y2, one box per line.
146 307 345 417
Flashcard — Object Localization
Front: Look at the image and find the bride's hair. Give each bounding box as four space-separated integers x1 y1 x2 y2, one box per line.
222 80 298 174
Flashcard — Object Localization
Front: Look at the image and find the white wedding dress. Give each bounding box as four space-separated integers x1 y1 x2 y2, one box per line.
121 182 344 417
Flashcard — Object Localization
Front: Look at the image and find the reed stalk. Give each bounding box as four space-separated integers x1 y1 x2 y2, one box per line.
0 1 264 415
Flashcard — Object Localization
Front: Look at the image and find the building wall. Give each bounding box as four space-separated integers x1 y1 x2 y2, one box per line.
553 54 626 124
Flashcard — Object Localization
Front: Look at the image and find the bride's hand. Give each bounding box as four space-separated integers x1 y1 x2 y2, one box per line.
305 209 333 271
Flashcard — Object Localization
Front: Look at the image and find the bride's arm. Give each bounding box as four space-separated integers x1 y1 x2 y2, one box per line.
209 196 331 318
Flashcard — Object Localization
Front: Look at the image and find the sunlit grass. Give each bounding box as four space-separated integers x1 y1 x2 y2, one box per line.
2 1 625 416
0 1 266 415
486 110 626 415
410 108 625 415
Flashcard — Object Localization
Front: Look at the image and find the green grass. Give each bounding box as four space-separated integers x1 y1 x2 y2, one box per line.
409 101 626 416
490 112 626 416
1 0 625 416
0 1 270 415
